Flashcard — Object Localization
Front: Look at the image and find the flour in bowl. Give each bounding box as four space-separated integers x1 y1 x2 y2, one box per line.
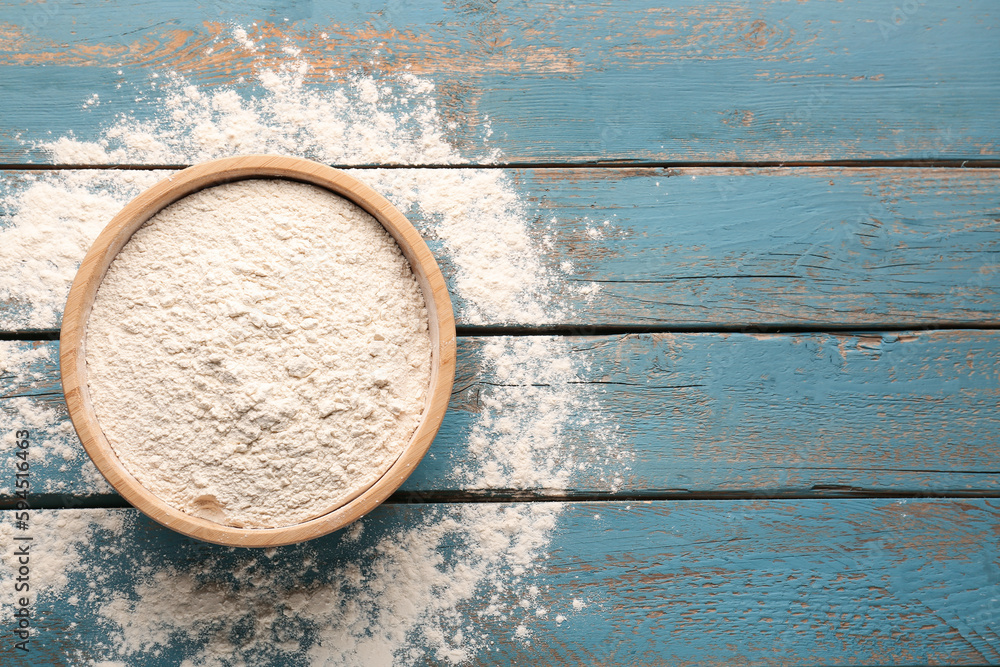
85 178 432 529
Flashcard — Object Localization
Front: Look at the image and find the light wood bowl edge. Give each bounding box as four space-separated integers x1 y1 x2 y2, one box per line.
60 155 457 547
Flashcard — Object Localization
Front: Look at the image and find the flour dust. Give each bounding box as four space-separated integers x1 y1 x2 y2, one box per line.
0 28 617 666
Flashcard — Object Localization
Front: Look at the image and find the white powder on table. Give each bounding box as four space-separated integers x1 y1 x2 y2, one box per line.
0 170 166 331
0 28 621 665
0 509 124 599
0 342 113 493
86 178 432 528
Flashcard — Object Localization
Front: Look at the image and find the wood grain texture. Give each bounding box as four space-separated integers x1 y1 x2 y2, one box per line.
2 500 998 664
0 1 995 661
2 167 998 331
0 0 997 163
4 330 998 501
516 166 1000 327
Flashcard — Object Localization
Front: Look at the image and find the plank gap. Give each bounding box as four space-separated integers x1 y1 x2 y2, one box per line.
7 324 1000 342
0 330 61 341
456 323 1000 336
10 488 1000 512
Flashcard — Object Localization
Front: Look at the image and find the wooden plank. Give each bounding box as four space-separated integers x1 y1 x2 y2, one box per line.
4 330 998 500
0 1 997 164
523 166 1000 327
2 499 997 664
2 167 999 331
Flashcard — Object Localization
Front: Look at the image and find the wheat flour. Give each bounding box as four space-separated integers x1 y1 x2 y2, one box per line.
0 25 621 665
0 170 166 331
86 178 431 528
0 342 112 493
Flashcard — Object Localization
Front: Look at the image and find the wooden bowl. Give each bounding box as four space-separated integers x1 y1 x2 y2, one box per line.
60 155 456 547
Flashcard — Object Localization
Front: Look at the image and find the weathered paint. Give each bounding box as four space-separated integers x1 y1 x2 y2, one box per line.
4 330 997 501
0 1 997 661
2 167 998 331
0 1 997 163
518 166 1000 327
2 500 997 664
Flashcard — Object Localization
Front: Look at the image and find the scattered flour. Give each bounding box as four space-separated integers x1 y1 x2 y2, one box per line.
0 342 112 494
360 168 561 324
0 27 618 665
86 179 431 528
0 62 579 329
0 170 166 330
458 337 583 490
0 510 123 599
1 505 580 666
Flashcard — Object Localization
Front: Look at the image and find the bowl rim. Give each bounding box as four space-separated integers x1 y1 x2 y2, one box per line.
60 154 457 547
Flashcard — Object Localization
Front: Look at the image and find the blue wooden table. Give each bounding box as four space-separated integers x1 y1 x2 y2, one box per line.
1 1 998 665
